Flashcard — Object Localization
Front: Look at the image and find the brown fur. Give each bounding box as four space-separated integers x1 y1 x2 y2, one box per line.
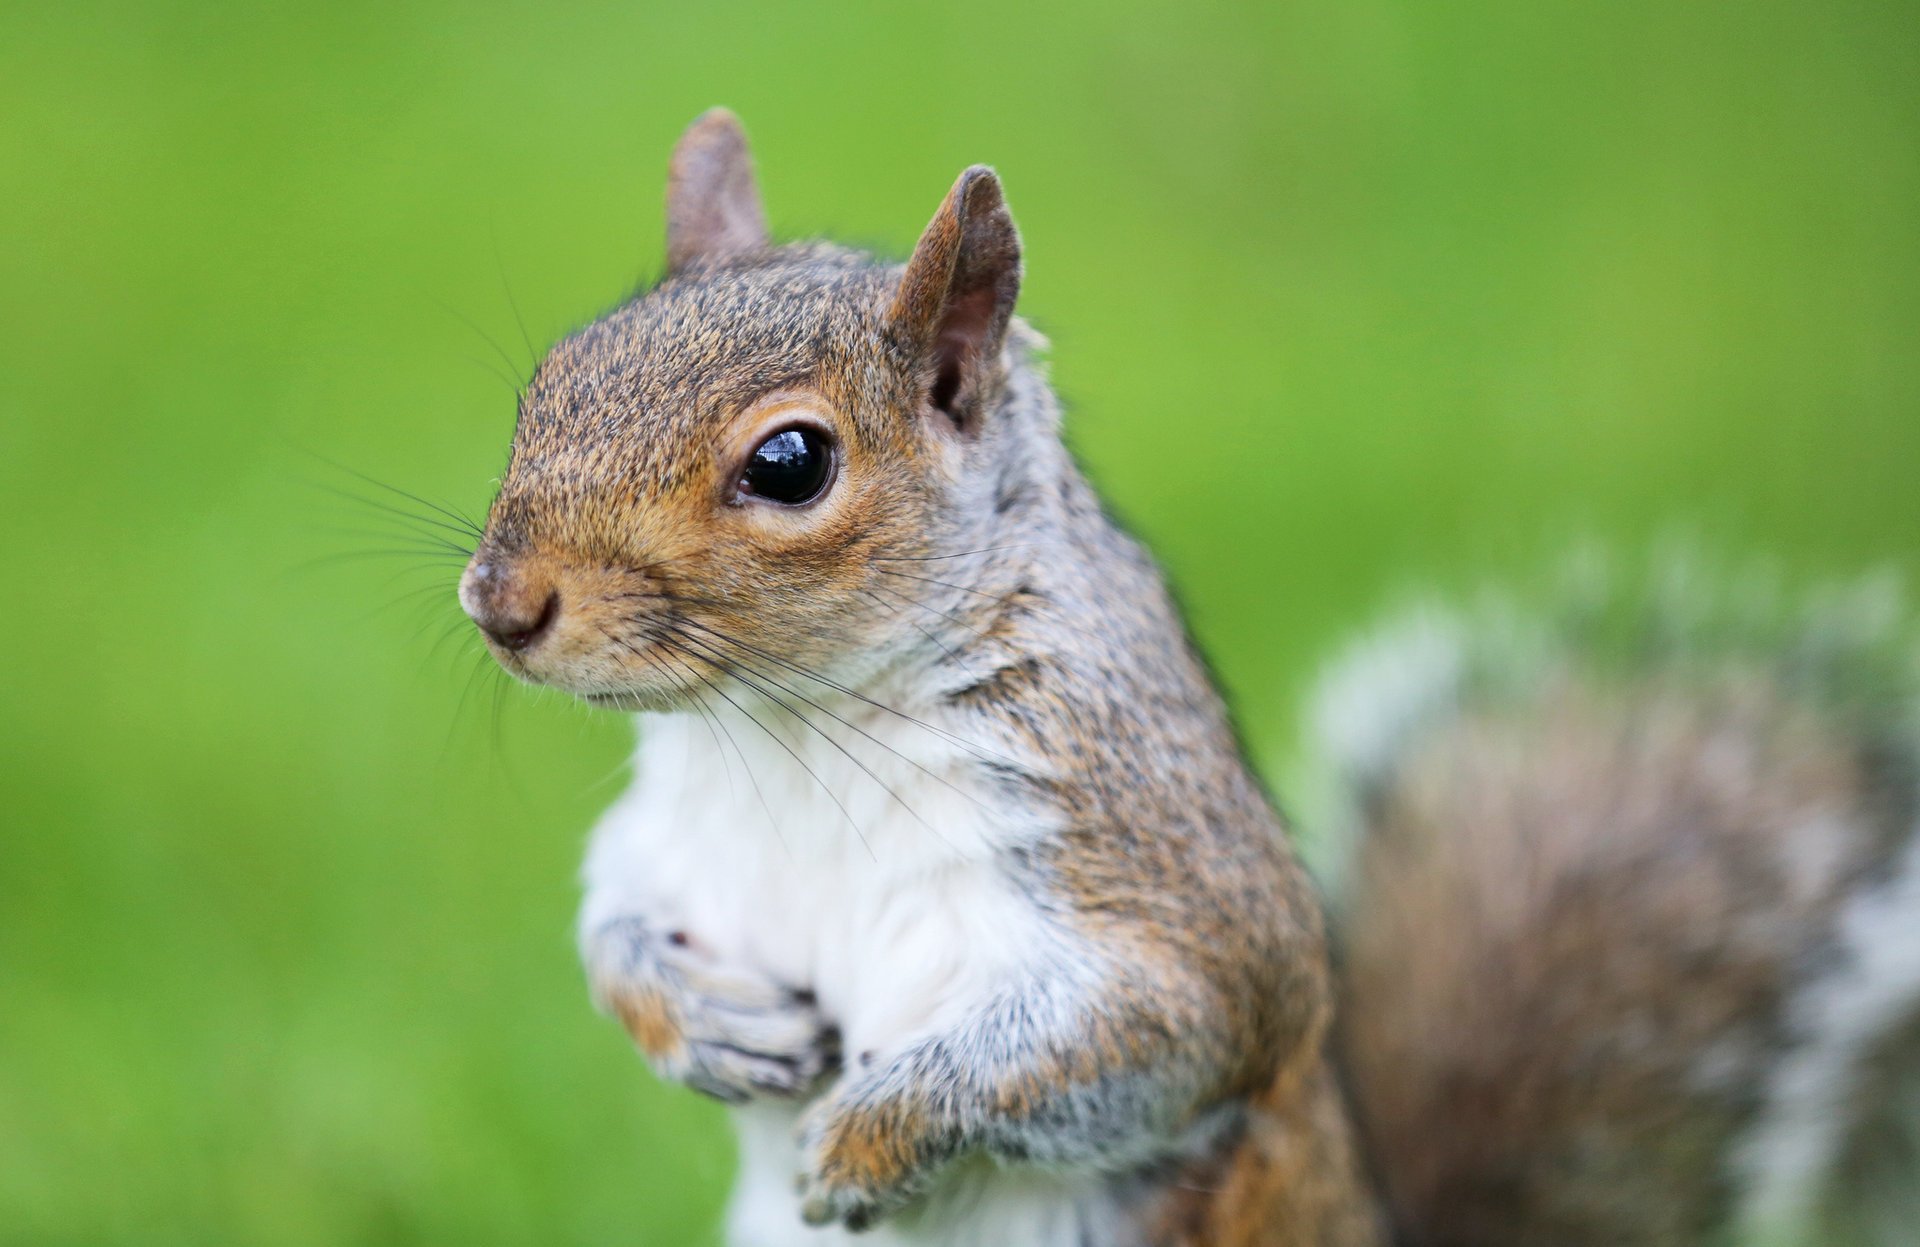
606 986 686 1063
1337 670 1909 1245
1159 1062 1386 1247
808 1095 937 1196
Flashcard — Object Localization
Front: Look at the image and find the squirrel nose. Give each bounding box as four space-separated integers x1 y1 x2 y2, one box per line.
460 557 560 654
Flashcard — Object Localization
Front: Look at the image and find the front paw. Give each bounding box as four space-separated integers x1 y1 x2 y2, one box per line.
794 1086 949 1232
584 917 839 1104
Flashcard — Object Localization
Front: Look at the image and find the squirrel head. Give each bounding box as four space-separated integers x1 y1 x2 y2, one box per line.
460 109 1032 709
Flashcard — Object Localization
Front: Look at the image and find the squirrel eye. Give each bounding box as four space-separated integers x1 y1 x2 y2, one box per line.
740 426 833 505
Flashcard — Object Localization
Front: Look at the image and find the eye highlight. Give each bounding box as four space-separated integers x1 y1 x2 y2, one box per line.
739 426 834 505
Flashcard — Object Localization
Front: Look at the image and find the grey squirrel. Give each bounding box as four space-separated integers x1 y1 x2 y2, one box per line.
454 110 1920 1245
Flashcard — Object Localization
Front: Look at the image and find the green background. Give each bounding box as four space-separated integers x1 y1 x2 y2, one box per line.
2 1 1915 1242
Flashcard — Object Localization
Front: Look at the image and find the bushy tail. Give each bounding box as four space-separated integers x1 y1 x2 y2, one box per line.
1305 562 1920 1247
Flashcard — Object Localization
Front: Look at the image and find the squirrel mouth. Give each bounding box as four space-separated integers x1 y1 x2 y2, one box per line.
580 687 681 713
582 690 648 709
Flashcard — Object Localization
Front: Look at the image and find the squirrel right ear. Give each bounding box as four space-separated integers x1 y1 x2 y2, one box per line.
889 166 1023 429
664 108 769 274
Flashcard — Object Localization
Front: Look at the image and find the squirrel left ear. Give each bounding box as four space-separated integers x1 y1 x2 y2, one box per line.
890 166 1023 429
665 108 769 274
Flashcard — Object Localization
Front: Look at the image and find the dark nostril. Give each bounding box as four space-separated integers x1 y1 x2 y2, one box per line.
488 590 559 652
484 589 559 653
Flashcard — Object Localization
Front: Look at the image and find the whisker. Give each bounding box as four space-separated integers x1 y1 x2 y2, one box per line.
440 644 497 764
465 353 529 396
671 632 873 766
864 591 980 679
486 661 534 798
294 549 471 574
672 630 978 839
481 663 539 810
425 612 479 666
866 580 998 649
653 634 874 860
352 577 461 628
602 574 1017 764
671 614 1018 767
492 220 541 373
679 634 956 856
304 454 486 539
873 571 1107 646
434 296 531 393
317 527 474 560
873 567 1014 604
677 626 987 820
309 492 481 548
659 655 736 789
870 544 1043 563
625 636 792 856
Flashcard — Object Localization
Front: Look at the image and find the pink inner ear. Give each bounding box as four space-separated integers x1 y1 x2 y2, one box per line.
930 285 999 420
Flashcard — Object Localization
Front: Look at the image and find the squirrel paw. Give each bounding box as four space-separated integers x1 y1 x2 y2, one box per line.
584 917 839 1104
793 1086 941 1232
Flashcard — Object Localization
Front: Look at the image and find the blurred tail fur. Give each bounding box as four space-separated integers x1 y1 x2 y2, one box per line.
1308 558 1920 1247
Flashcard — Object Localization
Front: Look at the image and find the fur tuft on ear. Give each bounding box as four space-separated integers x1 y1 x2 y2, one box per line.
665 108 769 274
890 166 1023 428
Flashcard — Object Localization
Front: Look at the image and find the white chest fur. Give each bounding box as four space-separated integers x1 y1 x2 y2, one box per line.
578 690 1128 1246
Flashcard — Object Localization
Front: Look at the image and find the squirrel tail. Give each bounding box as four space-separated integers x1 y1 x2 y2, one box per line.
1305 557 1920 1247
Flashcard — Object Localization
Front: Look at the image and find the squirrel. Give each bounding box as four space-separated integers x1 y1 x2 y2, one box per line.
454 110 1920 1246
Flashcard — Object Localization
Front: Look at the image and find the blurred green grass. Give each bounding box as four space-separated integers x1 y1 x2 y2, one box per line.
1 0 1915 1242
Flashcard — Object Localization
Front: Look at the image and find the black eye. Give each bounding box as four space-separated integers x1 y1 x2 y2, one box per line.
740 427 833 505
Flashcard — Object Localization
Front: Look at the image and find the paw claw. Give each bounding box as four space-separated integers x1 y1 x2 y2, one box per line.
792 1089 932 1232
685 1072 750 1107
583 917 838 1102
795 1177 880 1231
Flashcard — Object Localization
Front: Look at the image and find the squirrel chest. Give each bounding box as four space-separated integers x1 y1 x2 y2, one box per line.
587 694 1062 1060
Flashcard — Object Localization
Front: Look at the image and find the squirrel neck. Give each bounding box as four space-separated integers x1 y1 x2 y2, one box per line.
879 331 1145 680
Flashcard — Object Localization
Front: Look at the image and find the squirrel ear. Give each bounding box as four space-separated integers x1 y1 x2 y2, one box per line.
890 166 1022 428
665 108 769 274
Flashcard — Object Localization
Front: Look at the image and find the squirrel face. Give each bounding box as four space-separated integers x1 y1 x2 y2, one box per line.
459 111 1024 710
